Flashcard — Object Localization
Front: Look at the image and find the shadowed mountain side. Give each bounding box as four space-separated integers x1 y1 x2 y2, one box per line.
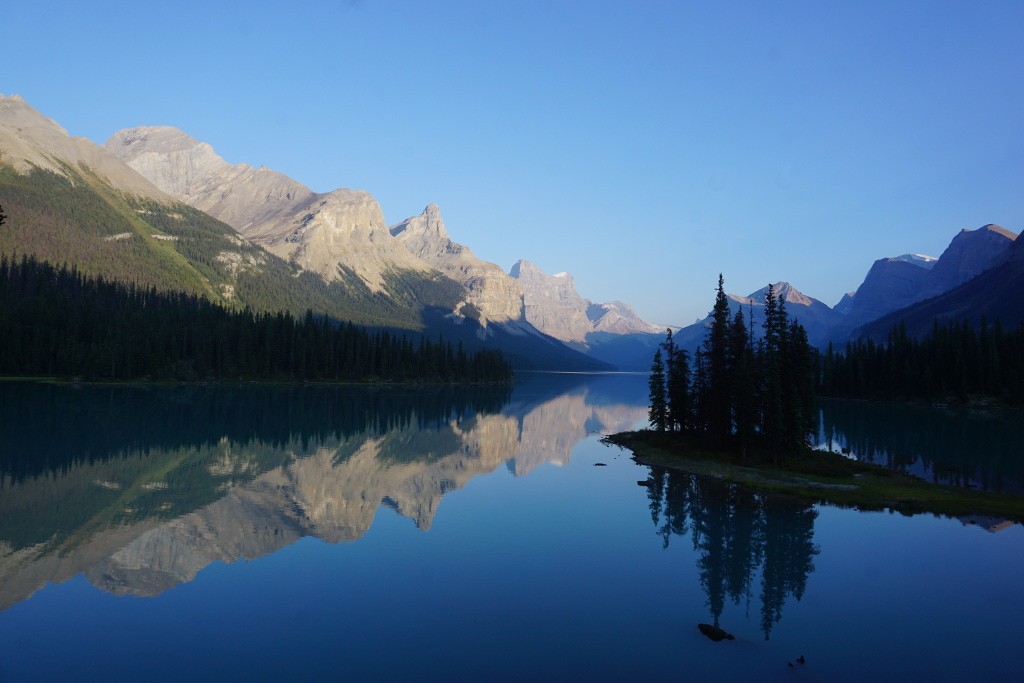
833 225 1017 343
417 307 614 372
853 233 1024 341
838 258 934 332
581 331 665 371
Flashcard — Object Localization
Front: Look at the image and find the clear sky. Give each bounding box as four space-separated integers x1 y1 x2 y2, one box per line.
4 0 1023 325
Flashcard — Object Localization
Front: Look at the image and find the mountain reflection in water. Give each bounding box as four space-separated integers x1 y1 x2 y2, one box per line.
0 375 647 610
644 466 819 640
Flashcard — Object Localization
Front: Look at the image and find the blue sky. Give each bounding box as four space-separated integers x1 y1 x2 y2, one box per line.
4 1 1023 325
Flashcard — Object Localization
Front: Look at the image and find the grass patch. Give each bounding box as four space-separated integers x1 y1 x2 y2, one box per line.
604 430 1024 522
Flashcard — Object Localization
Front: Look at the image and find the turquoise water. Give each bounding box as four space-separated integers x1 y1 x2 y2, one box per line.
1 376 1021 682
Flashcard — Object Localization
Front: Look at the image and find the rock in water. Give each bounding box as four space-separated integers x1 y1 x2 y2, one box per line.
697 623 734 642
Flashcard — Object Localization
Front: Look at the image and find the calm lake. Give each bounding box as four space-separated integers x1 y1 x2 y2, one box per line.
1 375 1022 682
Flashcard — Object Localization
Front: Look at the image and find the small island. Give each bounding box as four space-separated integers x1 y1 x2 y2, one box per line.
608 275 1024 523
605 430 1024 522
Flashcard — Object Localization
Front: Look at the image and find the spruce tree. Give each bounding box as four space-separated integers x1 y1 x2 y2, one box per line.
704 274 733 446
729 307 755 455
760 284 786 462
665 330 691 432
648 347 668 431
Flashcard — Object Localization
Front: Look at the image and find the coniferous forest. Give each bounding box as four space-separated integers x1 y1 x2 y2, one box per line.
0 254 512 383
648 276 817 463
820 319 1024 405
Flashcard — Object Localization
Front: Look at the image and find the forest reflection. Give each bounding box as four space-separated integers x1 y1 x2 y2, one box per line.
644 465 819 640
0 377 647 610
817 399 1024 493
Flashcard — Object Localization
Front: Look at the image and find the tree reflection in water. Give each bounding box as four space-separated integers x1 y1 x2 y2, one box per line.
645 466 819 640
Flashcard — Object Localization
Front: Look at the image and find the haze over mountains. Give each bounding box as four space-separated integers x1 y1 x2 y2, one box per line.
2 92 1022 369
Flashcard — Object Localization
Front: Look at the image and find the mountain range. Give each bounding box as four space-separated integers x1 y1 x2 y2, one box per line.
0 95 610 371
1 92 1021 370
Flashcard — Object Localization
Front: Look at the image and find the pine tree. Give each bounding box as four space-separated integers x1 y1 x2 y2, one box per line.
729 307 756 455
664 329 691 432
760 284 786 462
704 274 733 446
648 347 668 432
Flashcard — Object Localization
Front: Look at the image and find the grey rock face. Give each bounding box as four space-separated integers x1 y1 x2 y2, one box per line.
390 204 526 325
0 94 169 201
587 301 664 335
510 260 596 343
916 224 1016 300
510 260 662 344
105 126 433 291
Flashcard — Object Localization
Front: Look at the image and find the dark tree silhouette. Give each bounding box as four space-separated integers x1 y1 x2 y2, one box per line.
647 465 818 640
645 276 817 462
648 347 668 431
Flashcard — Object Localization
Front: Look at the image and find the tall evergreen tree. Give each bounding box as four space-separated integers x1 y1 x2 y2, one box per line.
759 284 786 462
729 306 756 455
648 347 668 431
667 344 691 433
704 274 733 446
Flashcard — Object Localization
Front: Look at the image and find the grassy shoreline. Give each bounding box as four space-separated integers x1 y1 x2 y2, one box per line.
604 430 1024 523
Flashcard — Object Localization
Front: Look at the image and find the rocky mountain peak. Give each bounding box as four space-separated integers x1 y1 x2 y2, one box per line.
916 223 1017 300
106 126 234 201
390 206 524 325
740 282 814 307
587 301 664 335
389 203 450 242
107 126 206 156
106 125 432 291
0 94 168 201
0 93 67 135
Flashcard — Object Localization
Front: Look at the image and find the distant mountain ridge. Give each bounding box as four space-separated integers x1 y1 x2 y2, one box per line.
510 259 663 342
835 225 1017 338
672 281 840 353
855 231 1024 341
6 93 1018 366
508 259 666 369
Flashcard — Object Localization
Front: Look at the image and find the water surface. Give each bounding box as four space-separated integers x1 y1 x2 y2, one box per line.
1 376 1021 682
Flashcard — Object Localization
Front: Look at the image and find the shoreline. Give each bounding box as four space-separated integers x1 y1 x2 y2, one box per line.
604 430 1024 523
